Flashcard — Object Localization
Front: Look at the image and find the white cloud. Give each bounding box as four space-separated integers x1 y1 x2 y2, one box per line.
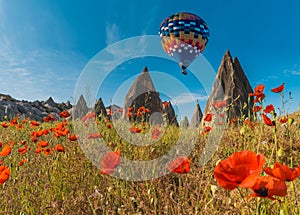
284 64 300 76
105 23 120 46
172 93 208 105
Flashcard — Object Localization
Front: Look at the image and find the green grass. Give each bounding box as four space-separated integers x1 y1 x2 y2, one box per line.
0 109 299 215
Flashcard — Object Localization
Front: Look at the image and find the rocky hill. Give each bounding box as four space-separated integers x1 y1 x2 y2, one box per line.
0 94 72 121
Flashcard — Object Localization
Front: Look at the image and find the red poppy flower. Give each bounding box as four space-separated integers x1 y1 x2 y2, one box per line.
152 127 162 140
212 100 227 109
168 157 190 174
18 159 27 167
19 140 27 145
204 113 213 122
43 114 56 122
0 145 12 156
100 150 121 175
68 134 78 141
38 141 49 148
87 133 102 139
204 126 212 132
129 127 142 133
247 176 287 201
10 118 18 126
264 104 274 113
18 146 28 155
128 107 134 112
214 150 265 190
43 148 52 156
264 162 300 182
54 144 65 152
35 147 41 154
279 117 288 124
254 84 265 95
0 160 2 165
253 93 266 103
229 118 237 126
253 106 262 113
1 122 8 128
271 83 284 93
30 120 40 127
58 110 71 118
163 101 169 107
261 114 275 126
31 136 39 143
0 166 10 185
106 124 112 129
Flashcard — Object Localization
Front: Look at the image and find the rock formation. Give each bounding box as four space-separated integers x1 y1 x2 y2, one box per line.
0 94 71 121
163 101 178 126
123 67 178 125
204 50 253 121
180 116 189 128
73 95 89 119
190 103 203 128
94 97 107 118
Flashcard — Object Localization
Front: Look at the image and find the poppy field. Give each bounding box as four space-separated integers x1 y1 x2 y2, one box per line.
0 83 300 214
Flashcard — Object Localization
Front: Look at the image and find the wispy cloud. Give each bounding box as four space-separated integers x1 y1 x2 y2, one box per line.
172 93 208 105
105 23 120 46
284 64 300 76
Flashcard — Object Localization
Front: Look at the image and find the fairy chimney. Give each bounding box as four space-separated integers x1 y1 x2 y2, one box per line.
73 95 89 119
123 67 162 121
163 101 178 126
94 97 107 118
190 103 203 128
180 116 189 128
204 50 254 120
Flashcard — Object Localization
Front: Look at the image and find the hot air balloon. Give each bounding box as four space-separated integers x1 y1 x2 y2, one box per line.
159 12 210 75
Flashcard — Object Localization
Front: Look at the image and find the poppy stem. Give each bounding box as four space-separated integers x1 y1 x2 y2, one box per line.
292 181 299 211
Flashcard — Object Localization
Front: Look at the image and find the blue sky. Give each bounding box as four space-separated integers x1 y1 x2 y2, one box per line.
0 0 299 119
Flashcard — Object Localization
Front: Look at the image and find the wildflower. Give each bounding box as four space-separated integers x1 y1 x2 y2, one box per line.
264 104 275 113
271 83 285 93
129 126 142 133
58 110 70 118
38 141 49 148
18 159 27 166
214 150 265 190
18 146 28 155
9 118 18 126
68 134 78 141
100 150 121 175
168 156 190 174
54 144 65 152
0 166 10 185
212 100 227 109
1 122 8 128
0 145 12 156
30 120 40 127
261 114 275 126
247 176 287 201
264 162 300 182
19 140 27 145
152 127 162 140
163 101 169 107
87 133 102 139
204 113 213 122
249 84 266 103
254 93 266 103
253 106 262 113
43 148 52 156
35 147 41 154
279 117 288 124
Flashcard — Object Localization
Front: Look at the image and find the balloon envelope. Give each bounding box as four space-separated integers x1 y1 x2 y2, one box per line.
159 12 209 70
